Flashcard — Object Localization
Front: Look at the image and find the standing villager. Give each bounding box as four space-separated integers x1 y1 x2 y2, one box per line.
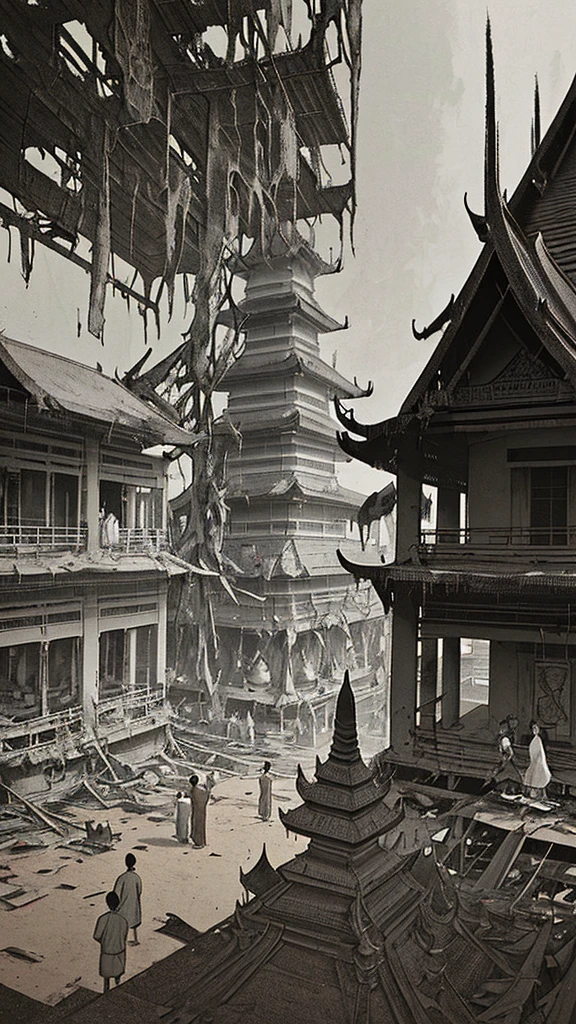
490 720 523 796
175 790 191 843
205 771 217 797
114 853 142 945
246 710 255 746
189 774 209 848
258 761 273 821
524 722 552 799
93 891 129 993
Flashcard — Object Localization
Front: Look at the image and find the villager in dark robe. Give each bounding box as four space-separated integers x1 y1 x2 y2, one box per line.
189 774 209 848
114 853 142 944
258 761 273 821
93 891 129 993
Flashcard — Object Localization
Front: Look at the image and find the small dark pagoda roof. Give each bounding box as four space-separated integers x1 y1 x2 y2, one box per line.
240 844 281 897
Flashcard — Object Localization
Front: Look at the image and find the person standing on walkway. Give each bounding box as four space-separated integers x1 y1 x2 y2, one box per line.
93 891 129 993
114 853 142 945
258 761 273 821
524 722 552 799
189 774 209 848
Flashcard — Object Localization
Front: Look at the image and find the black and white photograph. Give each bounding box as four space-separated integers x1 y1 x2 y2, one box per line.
2 2 576 1021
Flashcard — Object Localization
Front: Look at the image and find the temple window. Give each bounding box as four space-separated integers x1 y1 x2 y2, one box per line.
530 466 568 546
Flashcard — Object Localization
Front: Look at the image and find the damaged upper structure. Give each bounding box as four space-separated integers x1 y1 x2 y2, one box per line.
338 24 576 789
0 0 361 338
0 0 370 742
51 675 576 1024
0 335 193 791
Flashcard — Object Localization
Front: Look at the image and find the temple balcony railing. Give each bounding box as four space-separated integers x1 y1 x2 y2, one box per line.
115 528 167 554
420 527 576 564
0 524 87 553
0 703 83 750
96 688 166 728
413 721 576 780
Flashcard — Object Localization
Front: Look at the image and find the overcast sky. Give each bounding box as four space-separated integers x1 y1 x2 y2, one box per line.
2 2 576 492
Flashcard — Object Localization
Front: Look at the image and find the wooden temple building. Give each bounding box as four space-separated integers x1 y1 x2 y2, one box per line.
204 236 385 733
0 0 371 748
0 336 193 793
28 675 576 1024
338 29 576 790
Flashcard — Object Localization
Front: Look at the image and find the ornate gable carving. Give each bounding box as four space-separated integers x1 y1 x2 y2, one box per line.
451 347 573 406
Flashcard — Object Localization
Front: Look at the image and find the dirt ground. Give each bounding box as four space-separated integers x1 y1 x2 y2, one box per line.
0 770 309 1005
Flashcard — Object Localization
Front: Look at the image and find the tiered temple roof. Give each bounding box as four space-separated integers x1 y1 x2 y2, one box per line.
336 23 576 480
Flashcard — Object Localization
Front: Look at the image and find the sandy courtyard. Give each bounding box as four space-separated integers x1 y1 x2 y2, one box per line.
0 771 309 1005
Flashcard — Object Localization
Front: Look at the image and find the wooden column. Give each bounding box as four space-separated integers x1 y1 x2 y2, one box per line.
441 637 460 728
389 582 418 754
85 437 100 552
127 628 138 691
395 434 422 564
419 638 438 730
40 641 49 718
82 594 99 732
157 580 168 697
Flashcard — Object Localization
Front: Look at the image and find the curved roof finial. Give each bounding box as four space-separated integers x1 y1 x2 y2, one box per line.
329 670 361 764
533 74 541 154
484 15 500 217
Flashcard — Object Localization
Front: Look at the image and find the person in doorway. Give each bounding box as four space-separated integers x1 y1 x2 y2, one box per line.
114 853 142 945
189 774 209 848
245 710 255 747
175 790 191 843
524 722 552 799
258 761 273 821
93 890 129 993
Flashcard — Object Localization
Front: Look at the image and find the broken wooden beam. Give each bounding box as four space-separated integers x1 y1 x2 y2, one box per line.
0 782 66 836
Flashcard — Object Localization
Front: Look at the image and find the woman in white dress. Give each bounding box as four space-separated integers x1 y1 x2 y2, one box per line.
175 791 191 843
524 723 551 799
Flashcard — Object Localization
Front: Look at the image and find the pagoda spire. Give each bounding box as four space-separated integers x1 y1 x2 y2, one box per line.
279 672 402 849
532 74 541 155
328 669 361 764
484 16 501 222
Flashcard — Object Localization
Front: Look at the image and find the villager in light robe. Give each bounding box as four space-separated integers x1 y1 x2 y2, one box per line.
258 761 273 821
524 723 552 798
189 774 209 848
246 710 255 746
102 511 120 547
114 852 142 944
93 891 129 993
175 791 191 843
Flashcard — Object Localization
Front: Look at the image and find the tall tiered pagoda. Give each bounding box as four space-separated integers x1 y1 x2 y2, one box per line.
338 27 576 791
210 235 385 732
